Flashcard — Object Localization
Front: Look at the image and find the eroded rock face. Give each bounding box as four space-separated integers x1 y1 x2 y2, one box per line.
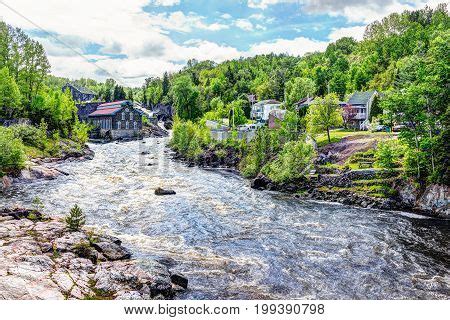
416 184 449 217
0 208 187 300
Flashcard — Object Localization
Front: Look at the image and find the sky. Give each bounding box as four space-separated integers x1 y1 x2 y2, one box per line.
0 0 443 87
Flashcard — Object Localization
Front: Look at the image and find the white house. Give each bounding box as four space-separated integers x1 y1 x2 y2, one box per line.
250 100 282 122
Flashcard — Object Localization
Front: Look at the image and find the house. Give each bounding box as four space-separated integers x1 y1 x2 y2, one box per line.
346 90 378 130
250 100 282 122
268 109 287 129
88 100 143 139
76 102 103 122
62 82 96 102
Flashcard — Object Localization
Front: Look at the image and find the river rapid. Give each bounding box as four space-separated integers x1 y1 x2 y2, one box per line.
1 137 449 299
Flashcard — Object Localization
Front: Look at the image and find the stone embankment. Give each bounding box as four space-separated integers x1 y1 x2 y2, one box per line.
0 208 187 300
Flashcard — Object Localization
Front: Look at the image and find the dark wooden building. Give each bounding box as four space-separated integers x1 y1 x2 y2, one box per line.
62 82 96 102
88 101 143 139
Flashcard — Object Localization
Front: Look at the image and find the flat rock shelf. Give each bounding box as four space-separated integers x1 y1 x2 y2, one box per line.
0 208 187 300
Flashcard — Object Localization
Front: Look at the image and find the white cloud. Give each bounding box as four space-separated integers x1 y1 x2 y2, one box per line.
249 13 265 20
150 11 229 32
151 0 180 6
248 0 442 24
221 13 232 19
328 25 366 42
0 0 236 85
248 36 328 56
247 0 298 10
234 19 254 31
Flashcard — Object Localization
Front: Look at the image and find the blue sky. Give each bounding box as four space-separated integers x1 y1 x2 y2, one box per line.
0 0 440 86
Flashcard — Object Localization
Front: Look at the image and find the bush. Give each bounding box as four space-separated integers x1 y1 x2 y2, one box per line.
71 121 90 146
239 127 281 178
170 117 210 159
375 139 404 169
65 204 86 232
9 123 47 150
262 139 315 183
0 127 26 174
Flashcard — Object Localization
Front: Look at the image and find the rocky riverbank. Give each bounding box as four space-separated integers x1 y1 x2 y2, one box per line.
0 207 187 300
172 145 241 169
251 171 449 218
2 145 94 190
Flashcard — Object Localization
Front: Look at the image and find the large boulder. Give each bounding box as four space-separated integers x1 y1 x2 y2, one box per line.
251 174 272 190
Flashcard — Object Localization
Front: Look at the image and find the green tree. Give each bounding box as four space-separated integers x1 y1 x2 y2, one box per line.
0 127 26 174
171 75 200 120
65 204 86 232
262 139 315 183
162 71 170 97
306 93 343 143
227 100 247 127
0 66 21 118
284 77 316 108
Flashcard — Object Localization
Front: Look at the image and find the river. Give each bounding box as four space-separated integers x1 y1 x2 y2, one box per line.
1 137 449 299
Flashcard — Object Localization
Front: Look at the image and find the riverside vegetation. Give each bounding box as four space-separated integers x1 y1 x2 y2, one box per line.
0 22 91 177
167 5 449 215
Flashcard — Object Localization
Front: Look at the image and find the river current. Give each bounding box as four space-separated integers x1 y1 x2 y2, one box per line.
1 137 449 299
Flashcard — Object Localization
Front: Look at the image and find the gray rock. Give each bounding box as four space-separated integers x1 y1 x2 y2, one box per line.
92 241 131 261
53 232 89 252
416 184 449 217
170 273 188 289
155 187 176 196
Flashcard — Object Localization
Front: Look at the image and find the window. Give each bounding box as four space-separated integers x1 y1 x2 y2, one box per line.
130 112 133 121
117 121 121 130
126 121 129 129
134 121 137 130
122 112 125 121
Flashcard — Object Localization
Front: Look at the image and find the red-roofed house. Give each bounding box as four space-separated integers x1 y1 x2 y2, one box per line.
88 100 143 139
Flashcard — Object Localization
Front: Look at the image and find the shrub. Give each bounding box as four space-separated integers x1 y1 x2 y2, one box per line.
65 204 86 232
262 139 315 183
170 117 210 159
239 127 281 178
9 123 47 150
0 127 26 174
71 121 90 146
375 139 404 169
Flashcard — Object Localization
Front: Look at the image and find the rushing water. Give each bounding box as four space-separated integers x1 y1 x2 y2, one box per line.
1 137 449 299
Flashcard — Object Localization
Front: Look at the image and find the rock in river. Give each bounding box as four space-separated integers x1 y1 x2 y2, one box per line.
155 187 176 196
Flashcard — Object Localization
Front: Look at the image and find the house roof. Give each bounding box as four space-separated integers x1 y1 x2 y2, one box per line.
89 107 122 117
65 82 96 95
97 100 129 108
88 100 143 117
253 99 282 107
348 90 376 106
295 97 315 108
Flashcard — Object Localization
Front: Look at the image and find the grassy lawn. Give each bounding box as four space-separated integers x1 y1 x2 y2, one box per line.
315 129 390 147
